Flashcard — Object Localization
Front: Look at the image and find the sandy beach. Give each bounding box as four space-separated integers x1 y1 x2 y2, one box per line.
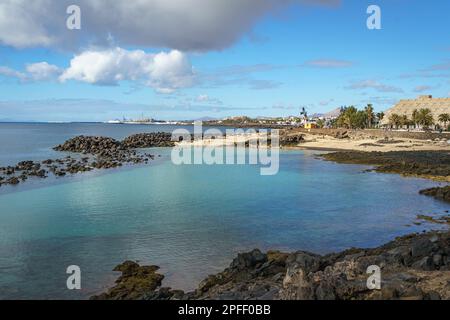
295 132 450 152
177 129 450 153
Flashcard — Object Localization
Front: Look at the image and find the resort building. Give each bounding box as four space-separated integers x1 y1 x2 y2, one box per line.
381 95 450 128
304 122 318 129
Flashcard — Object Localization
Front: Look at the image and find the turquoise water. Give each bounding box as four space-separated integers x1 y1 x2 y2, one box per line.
0 123 448 299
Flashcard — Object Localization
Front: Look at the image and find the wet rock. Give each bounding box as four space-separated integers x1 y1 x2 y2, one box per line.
231 249 268 270
6 177 20 185
122 132 175 148
16 161 36 171
42 159 54 165
101 232 450 300
90 261 164 300
411 238 434 258
54 136 123 155
321 151 450 180
419 186 450 203
280 134 304 146
92 231 450 300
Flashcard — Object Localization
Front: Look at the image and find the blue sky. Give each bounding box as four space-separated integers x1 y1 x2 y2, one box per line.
0 0 449 122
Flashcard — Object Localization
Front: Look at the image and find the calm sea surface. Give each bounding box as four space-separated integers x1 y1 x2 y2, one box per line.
0 123 448 299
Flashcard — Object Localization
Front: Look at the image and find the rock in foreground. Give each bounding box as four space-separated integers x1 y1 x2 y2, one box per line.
91 261 165 300
93 231 450 300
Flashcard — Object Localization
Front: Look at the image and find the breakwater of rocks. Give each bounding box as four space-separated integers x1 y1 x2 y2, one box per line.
0 133 175 188
92 230 450 300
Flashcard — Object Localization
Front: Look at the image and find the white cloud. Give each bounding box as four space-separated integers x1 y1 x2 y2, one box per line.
304 59 353 68
413 85 434 93
1 48 195 93
195 94 223 105
196 94 210 102
0 66 26 80
346 80 403 93
0 0 339 51
26 62 62 81
0 63 61 82
0 1 55 48
60 48 195 93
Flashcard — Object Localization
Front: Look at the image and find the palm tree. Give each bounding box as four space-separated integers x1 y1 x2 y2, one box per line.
316 118 325 129
438 113 450 130
416 108 434 129
388 113 401 129
341 106 358 129
365 104 375 128
399 115 410 128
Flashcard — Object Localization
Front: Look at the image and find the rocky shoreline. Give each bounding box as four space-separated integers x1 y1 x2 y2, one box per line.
0 133 175 188
320 150 450 203
320 150 450 179
419 186 450 203
92 230 450 300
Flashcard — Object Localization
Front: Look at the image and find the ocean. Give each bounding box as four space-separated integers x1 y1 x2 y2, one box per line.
0 123 448 299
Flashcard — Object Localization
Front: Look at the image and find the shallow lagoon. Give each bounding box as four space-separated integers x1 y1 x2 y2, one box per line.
0 123 448 299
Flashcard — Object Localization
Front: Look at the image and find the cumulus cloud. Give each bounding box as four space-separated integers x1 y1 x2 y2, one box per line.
26 62 62 81
60 48 195 93
0 0 339 51
0 48 195 93
0 63 61 82
0 66 26 80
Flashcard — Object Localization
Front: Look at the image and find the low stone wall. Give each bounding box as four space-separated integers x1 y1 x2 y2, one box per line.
294 128 450 141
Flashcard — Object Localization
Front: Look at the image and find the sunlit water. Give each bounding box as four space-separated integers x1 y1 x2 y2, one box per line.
0 123 448 299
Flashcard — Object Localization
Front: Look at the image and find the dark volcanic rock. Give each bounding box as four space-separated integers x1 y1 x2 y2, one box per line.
122 132 175 148
6 177 20 185
321 151 450 180
92 231 450 300
54 136 122 155
90 261 165 300
2 133 170 188
280 134 304 146
419 186 450 203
